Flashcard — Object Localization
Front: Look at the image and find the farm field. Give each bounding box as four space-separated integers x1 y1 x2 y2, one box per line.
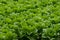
0 0 60 40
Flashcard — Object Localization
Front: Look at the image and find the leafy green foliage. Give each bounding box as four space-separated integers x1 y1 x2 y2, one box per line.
0 0 60 40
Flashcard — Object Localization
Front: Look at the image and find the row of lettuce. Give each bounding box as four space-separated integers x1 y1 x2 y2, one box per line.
0 0 60 40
